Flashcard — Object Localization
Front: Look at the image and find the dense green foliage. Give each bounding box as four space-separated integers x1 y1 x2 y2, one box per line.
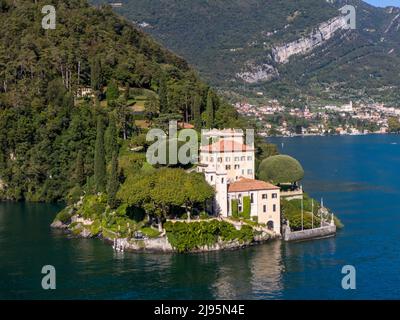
205 89 215 128
282 197 321 231
282 194 343 231
0 0 243 201
55 208 73 224
95 0 400 105
388 117 400 133
164 220 254 253
59 193 145 238
94 117 106 192
231 199 239 218
117 168 215 230
241 196 251 219
107 154 119 208
258 155 304 184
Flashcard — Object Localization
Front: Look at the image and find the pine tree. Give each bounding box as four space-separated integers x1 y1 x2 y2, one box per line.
205 89 214 128
107 154 119 208
94 117 106 193
158 75 168 114
74 150 85 186
193 94 202 130
105 115 118 162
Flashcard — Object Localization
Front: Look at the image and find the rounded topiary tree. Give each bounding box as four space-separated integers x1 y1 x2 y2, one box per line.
258 155 304 184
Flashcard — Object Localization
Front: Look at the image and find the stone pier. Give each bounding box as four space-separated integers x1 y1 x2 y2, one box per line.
283 224 336 242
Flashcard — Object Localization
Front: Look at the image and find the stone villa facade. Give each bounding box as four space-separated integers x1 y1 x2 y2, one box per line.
198 129 281 235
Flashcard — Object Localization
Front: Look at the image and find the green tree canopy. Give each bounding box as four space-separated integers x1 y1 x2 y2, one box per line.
182 172 215 220
388 117 400 133
258 155 304 184
117 168 214 230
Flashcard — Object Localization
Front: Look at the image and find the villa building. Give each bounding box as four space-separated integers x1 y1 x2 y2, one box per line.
76 87 94 98
198 129 281 234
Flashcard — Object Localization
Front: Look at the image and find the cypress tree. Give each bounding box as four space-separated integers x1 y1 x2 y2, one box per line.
193 94 202 130
74 150 85 186
91 57 102 92
106 79 119 106
158 75 168 114
105 115 118 162
205 89 214 128
94 117 106 193
107 154 119 208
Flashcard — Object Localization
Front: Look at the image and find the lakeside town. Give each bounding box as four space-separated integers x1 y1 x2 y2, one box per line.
235 100 400 137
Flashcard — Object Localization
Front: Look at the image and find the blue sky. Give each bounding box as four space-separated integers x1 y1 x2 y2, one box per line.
364 0 400 7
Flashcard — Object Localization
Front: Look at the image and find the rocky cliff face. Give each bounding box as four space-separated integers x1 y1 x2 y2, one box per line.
97 0 400 104
272 16 349 64
236 63 279 83
237 15 349 83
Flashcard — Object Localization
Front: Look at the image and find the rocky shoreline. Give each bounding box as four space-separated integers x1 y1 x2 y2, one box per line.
51 214 275 253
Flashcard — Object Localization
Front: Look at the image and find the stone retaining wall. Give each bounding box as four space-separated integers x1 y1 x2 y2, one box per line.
283 225 336 242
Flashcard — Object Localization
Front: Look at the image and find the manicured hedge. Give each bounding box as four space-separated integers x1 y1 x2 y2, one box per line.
231 199 239 218
258 155 304 184
241 196 251 219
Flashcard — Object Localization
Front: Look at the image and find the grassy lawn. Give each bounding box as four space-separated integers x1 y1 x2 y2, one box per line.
131 101 145 112
135 119 150 129
140 227 161 238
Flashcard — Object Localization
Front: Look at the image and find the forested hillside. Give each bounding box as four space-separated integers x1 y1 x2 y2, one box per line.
0 0 244 202
96 0 400 106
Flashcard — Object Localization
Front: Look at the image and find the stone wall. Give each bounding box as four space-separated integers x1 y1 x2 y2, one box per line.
283 225 336 242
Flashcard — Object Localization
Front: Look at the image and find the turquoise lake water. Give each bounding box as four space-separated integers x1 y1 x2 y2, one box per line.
1 134 400 299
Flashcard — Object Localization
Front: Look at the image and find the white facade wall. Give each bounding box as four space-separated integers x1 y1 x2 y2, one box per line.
227 189 281 235
199 150 255 183
197 130 280 235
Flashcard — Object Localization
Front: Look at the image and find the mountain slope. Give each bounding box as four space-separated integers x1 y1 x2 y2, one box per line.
94 0 400 105
0 0 241 201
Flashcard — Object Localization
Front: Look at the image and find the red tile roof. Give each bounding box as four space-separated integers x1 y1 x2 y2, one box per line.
228 178 279 192
178 122 195 129
200 140 254 153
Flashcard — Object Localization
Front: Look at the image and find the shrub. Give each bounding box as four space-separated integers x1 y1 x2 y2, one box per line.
80 194 107 219
115 204 128 216
236 225 254 243
66 186 83 205
55 208 73 223
90 219 102 236
199 211 209 220
180 213 188 220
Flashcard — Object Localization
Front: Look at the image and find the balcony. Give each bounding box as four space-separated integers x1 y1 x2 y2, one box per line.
280 185 303 200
